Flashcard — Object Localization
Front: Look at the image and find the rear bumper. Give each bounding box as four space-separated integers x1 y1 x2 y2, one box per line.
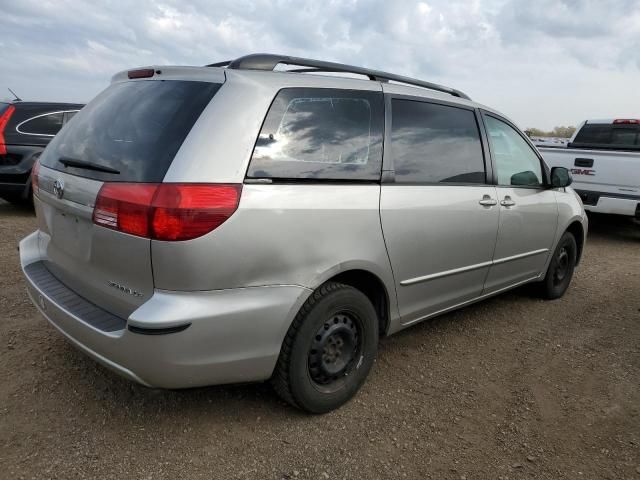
0 146 39 197
0 181 30 195
20 231 311 388
575 189 640 217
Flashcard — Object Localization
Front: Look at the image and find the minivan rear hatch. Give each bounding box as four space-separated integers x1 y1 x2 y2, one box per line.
34 74 222 318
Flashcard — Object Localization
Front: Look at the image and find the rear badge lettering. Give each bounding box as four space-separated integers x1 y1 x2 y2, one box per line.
108 281 143 297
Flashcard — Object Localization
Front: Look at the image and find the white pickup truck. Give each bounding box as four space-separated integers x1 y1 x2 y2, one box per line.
535 119 640 218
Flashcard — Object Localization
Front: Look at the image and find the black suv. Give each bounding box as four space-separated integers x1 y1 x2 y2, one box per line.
0 101 83 203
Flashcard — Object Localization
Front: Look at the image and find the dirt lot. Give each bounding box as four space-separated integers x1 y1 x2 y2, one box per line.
0 200 638 480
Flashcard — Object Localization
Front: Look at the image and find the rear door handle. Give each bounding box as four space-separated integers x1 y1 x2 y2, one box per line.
479 195 497 206
500 196 516 207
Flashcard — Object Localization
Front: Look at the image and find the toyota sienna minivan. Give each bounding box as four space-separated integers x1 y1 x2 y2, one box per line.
19 54 587 413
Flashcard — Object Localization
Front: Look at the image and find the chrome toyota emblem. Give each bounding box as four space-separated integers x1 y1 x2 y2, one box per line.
53 179 65 199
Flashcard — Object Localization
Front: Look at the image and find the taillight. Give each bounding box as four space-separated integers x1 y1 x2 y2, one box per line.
31 158 40 193
93 183 242 241
93 183 158 237
0 105 16 156
613 119 640 124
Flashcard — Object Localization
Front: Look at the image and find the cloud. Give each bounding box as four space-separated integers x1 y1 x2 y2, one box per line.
0 0 638 129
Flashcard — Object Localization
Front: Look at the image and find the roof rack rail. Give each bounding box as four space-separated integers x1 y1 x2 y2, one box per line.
206 53 471 100
206 60 231 68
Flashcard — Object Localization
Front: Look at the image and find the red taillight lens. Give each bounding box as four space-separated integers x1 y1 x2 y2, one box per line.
0 105 16 156
93 183 242 241
151 184 242 240
31 158 40 193
613 119 640 124
93 183 157 237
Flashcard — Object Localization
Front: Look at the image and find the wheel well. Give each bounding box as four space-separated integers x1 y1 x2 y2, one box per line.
566 221 584 265
329 270 390 336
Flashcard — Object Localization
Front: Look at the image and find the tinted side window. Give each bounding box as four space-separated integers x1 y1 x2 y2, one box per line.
573 124 640 147
610 127 639 146
484 115 543 187
390 100 485 184
573 124 612 145
19 112 64 136
247 88 384 180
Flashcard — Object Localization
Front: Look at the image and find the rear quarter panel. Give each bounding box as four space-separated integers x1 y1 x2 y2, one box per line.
155 70 398 321
151 184 396 298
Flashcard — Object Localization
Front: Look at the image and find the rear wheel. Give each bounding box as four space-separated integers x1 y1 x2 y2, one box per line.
541 231 577 299
272 282 378 413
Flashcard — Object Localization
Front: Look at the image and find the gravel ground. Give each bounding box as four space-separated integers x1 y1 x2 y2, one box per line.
0 200 638 480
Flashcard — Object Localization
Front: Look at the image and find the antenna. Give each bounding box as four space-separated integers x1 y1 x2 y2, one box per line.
8 88 22 102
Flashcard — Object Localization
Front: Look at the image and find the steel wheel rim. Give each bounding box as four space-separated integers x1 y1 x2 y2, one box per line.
307 311 362 391
554 246 570 285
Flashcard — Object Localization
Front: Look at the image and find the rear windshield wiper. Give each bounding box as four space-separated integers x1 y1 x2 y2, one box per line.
59 156 120 175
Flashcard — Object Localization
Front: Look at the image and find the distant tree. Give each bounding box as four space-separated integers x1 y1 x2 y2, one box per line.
525 128 546 137
551 126 576 138
524 126 576 138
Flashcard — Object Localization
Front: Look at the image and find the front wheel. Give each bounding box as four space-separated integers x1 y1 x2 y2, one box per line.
271 282 379 413
541 231 577 299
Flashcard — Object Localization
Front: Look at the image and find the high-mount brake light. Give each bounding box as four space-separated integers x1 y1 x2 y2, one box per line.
613 119 640 125
93 183 242 241
127 69 155 79
0 105 16 156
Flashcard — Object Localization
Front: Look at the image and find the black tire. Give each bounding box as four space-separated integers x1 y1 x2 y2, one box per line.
272 282 378 413
541 231 577 299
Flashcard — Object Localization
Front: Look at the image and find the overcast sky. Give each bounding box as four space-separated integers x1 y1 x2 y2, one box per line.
1 0 639 130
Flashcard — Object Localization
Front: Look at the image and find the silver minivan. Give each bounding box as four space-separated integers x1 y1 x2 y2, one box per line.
19 54 587 413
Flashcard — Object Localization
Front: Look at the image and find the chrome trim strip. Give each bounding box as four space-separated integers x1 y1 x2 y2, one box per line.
401 275 541 326
491 248 549 265
400 248 549 286
15 110 80 137
400 260 493 286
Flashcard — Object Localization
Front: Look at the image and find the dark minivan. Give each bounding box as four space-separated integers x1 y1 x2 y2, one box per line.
0 101 83 203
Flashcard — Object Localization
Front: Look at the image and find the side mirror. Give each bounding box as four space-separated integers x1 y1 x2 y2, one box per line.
550 167 573 188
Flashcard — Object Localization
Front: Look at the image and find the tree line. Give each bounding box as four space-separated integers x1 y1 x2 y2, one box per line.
524 126 576 138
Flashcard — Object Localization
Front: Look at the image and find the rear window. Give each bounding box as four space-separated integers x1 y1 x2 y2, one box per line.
247 88 384 181
39 80 220 182
572 123 640 149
